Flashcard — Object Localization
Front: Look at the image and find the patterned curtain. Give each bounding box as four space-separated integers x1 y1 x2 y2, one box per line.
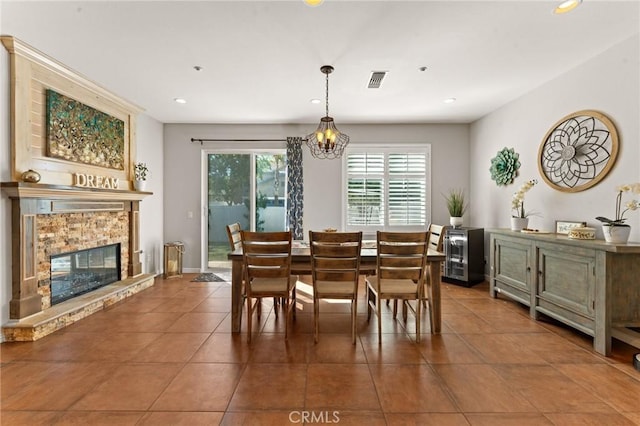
286 137 304 240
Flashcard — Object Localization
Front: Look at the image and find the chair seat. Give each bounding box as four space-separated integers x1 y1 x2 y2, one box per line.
249 276 297 294
366 276 418 295
314 280 356 297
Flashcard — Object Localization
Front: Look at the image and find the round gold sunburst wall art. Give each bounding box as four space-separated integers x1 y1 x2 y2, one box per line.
538 110 619 193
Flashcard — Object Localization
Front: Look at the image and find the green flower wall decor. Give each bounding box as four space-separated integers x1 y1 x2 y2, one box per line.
490 147 521 185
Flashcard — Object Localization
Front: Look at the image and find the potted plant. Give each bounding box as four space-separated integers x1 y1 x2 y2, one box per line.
511 179 537 231
596 183 640 243
133 162 149 191
444 189 467 228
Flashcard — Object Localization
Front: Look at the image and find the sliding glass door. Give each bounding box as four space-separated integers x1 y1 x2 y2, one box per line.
205 151 287 268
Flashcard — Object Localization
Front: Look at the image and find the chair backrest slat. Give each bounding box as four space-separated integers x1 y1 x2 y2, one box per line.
312 243 360 257
313 257 359 269
242 242 291 255
379 244 426 255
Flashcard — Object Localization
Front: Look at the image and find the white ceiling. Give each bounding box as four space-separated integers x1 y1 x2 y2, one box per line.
2 1 639 124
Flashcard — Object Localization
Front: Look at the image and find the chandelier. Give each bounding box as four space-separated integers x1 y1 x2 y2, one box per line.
305 65 350 160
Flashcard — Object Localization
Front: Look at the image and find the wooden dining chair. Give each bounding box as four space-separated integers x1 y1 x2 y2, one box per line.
240 230 297 342
309 231 362 344
226 222 243 252
428 224 445 252
227 222 281 310
423 223 445 308
366 231 429 343
226 222 249 303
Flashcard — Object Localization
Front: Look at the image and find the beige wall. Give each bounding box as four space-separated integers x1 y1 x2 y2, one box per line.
164 123 470 272
136 114 164 276
470 34 640 243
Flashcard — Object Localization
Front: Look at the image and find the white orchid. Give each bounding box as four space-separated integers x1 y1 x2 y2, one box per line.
596 183 640 226
512 179 538 218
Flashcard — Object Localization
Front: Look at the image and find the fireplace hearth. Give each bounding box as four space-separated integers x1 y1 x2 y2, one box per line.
51 243 121 305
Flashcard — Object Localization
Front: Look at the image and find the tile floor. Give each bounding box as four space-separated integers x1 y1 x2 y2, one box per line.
1 273 639 425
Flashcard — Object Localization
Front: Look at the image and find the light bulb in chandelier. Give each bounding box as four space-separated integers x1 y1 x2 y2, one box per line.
316 128 337 147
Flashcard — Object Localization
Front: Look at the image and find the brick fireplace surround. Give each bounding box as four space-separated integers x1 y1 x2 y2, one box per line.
1 182 154 341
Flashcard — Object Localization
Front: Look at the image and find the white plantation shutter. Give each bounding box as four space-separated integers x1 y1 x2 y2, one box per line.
345 147 430 230
388 153 426 225
347 153 384 226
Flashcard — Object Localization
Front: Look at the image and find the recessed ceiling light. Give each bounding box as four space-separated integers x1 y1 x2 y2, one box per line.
554 0 582 14
193 65 203 71
444 98 457 104
304 0 324 6
419 66 428 72
310 99 321 104
174 98 187 104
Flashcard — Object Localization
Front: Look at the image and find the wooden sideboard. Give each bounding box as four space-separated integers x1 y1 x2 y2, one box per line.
489 229 640 356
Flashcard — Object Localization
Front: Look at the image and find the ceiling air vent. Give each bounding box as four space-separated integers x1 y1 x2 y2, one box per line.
367 71 387 89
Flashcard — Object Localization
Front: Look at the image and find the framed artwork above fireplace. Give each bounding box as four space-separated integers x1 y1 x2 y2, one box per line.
46 90 125 170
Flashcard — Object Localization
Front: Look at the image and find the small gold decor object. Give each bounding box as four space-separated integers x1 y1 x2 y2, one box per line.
568 227 596 240
323 228 337 233
21 169 41 183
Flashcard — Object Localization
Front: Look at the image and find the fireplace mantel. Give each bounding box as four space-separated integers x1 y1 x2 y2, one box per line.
1 182 151 201
2 181 152 321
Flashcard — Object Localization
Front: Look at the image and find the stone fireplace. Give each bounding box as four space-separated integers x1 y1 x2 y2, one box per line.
1 183 154 341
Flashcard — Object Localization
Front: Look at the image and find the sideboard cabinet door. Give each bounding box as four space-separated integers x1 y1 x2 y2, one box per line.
535 242 596 335
490 234 533 307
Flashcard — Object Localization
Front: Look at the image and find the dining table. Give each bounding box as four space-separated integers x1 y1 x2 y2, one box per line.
227 241 446 335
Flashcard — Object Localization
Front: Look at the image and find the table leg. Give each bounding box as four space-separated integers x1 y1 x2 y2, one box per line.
429 261 442 333
231 258 243 333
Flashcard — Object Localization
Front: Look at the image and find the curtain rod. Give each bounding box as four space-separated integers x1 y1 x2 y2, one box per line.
190 137 308 145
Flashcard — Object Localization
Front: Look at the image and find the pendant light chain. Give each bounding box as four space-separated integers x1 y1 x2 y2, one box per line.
325 71 330 118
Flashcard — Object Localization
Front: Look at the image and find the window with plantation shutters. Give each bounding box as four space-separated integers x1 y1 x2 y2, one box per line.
344 146 430 232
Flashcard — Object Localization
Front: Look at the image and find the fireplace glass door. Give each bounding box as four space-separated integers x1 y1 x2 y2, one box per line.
50 243 121 305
